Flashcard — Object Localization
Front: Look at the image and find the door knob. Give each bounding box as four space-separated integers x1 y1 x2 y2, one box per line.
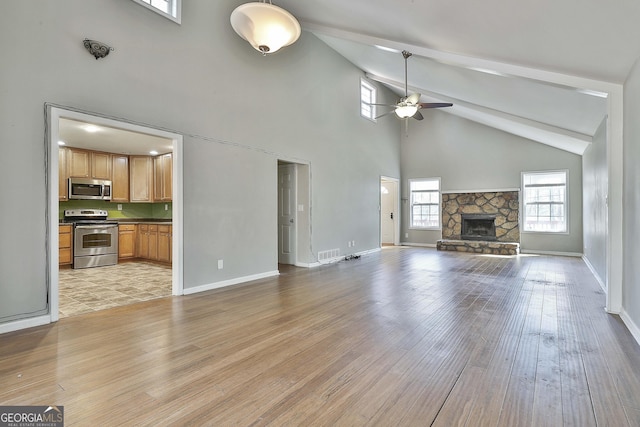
289 219 294 223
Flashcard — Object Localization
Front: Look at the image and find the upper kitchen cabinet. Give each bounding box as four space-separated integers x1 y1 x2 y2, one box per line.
59 146 68 201
129 155 154 202
154 153 172 202
111 154 129 202
68 148 112 180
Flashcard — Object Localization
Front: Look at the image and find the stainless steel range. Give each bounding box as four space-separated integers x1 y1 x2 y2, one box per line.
64 209 118 269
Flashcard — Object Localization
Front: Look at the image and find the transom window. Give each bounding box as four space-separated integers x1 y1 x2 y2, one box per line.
360 78 377 121
131 0 181 23
522 170 568 233
409 178 441 229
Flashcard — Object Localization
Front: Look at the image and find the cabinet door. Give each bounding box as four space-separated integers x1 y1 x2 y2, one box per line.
162 153 172 201
112 155 129 202
91 152 112 180
58 147 68 201
130 156 154 202
59 225 73 265
157 225 172 263
68 148 91 178
148 225 158 260
137 224 149 258
118 224 136 259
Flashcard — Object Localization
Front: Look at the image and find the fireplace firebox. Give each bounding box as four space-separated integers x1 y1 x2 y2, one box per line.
461 214 497 241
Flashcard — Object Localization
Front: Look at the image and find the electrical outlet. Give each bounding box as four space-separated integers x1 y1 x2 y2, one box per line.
165 204 169 211
405 233 409 238
117 204 122 211
217 259 223 269
352 240 356 247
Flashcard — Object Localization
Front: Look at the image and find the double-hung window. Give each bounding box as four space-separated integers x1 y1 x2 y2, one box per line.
131 0 181 23
522 170 568 233
360 78 377 121
409 178 441 229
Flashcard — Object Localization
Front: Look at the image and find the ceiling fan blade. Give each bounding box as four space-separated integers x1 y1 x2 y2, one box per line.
418 102 453 109
406 93 421 105
412 111 424 121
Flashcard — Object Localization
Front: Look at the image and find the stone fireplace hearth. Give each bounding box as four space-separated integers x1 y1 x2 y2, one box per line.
437 191 520 255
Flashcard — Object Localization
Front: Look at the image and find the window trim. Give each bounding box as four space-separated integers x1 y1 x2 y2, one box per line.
521 169 569 235
408 177 442 230
131 0 182 24
360 78 377 122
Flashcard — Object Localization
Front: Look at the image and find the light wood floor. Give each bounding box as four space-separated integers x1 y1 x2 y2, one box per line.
2 247 640 426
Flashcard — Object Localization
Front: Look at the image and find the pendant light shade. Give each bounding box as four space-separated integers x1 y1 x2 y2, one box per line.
230 2 301 55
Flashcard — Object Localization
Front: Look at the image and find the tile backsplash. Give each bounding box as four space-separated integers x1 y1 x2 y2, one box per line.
59 200 172 220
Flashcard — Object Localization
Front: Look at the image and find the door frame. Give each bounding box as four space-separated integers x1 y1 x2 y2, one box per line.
277 160 312 267
278 162 297 265
46 105 184 323
380 176 400 246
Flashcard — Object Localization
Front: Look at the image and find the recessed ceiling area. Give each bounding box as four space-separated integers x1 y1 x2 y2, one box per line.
58 118 173 156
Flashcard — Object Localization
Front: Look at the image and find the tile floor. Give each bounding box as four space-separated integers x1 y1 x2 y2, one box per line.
59 261 172 318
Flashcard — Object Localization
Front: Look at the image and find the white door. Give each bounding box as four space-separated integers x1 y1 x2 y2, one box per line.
278 163 296 264
380 180 396 245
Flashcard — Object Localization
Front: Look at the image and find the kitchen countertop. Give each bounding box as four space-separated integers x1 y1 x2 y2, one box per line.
60 219 172 225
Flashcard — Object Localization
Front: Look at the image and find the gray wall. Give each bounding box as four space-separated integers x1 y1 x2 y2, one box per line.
623 58 640 331
400 111 583 253
583 117 608 284
0 1 400 323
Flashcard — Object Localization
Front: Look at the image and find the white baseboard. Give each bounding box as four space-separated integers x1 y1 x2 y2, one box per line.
620 309 640 346
400 242 437 248
582 255 606 292
183 270 280 295
0 315 51 335
519 249 583 257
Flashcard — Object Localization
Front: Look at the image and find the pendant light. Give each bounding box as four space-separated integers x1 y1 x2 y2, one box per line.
230 1 301 55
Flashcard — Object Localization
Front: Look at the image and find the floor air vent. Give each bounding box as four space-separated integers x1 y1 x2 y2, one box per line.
318 249 341 262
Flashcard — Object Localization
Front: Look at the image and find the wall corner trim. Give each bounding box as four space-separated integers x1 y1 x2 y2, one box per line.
0 315 51 335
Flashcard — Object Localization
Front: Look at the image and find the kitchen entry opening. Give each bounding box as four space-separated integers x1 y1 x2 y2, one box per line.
47 105 184 322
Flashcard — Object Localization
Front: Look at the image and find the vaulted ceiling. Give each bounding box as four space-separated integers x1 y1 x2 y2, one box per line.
276 0 640 154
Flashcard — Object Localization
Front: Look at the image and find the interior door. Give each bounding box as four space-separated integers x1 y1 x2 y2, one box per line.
278 163 296 265
380 180 396 245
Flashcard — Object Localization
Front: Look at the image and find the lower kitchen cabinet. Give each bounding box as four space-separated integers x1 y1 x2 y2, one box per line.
118 224 136 259
137 223 171 264
59 224 73 265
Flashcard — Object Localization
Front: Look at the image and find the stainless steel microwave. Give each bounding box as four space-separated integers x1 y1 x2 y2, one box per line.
68 178 112 201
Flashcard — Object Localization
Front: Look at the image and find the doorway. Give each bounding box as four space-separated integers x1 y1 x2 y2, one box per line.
380 176 400 246
277 160 311 267
47 106 184 322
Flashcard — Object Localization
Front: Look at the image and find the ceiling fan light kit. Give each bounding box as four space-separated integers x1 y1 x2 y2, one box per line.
395 105 419 118
230 1 301 55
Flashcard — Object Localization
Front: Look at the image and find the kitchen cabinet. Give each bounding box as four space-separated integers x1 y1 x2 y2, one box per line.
59 224 73 265
130 156 154 202
157 225 172 263
136 223 171 264
68 148 112 180
112 155 129 202
59 147 68 201
154 153 172 202
68 148 91 178
118 224 136 259
91 151 112 180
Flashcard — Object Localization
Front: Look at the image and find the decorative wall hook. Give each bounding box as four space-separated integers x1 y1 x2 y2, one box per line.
83 39 114 60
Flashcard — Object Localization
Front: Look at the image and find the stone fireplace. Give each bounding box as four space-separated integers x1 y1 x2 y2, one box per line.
437 191 520 255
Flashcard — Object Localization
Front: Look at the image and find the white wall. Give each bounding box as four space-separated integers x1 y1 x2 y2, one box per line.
623 57 640 334
0 1 400 324
400 111 583 254
582 117 608 285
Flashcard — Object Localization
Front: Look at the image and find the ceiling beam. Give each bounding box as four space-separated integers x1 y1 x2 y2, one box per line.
367 73 592 155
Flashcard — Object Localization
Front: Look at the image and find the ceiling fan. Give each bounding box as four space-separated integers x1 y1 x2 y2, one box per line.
374 50 452 121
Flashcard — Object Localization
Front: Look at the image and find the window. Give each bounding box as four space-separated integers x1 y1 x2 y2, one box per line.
522 170 568 233
360 78 377 121
409 178 441 229
131 0 181 23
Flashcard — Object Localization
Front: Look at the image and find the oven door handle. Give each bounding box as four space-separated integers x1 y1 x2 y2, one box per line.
74 224 117 230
